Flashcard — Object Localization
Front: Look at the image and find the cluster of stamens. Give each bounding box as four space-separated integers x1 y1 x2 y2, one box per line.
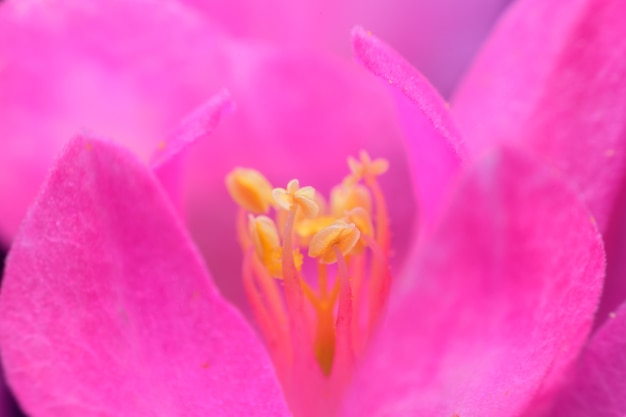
226 151 392 384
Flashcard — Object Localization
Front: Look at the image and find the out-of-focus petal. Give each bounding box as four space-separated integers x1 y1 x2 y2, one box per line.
0 136 290 417
344 0 513 97
551 303 626 417
152 89 235 211
340 146 604 417
0 0 224 241
184 41 414 310
351 27 465 236
182 0 513 96
453 0 626 232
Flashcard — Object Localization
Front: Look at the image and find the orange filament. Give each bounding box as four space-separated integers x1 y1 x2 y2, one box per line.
226 151 392 386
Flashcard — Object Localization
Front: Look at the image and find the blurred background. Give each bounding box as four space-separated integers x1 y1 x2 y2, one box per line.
181 0 513 97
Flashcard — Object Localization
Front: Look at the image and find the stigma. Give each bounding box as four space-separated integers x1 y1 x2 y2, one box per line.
226 151 392 385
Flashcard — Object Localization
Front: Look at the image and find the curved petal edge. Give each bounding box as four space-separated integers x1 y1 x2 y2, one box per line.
352 26 466 233
0 136 289 417
341 145 605 417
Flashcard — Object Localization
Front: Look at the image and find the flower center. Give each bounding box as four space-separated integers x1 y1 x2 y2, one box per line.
226 151 392 385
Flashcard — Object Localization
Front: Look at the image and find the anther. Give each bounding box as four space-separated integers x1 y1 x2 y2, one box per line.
308 220 361 264
330 183 372 216
248 215 284 278
272 179 320 218
226 168 273 214
346 150 389 185
344 207 374 255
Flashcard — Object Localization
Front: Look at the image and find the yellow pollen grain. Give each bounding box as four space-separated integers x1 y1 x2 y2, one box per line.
345 207 374 254
309 220 360 264
346 150 389 184
272 179 320 218
295 216 336 243
248 215 286 277
330 183 372 215
226 168 273 214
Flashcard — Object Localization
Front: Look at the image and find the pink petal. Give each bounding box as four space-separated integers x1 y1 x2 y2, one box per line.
453 0 626 232
0 0 224 241
183 42 414 311
341 146 604 417
550 303 626 417
351 27 466 235
151 89 235 211
344 0 513 97
0 136 289 417
182 0 513 96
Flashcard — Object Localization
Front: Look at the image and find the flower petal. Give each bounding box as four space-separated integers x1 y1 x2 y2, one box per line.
550 303 626 417
341 146 604 417
0 136 289 417
453 0 626 232
352 27 466 236
151 89 235 211
0 0 224 241
183 0 513 96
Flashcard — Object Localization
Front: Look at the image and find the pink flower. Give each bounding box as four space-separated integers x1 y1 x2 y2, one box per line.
0 130 604 417
0 0 625 416
179 0 513 96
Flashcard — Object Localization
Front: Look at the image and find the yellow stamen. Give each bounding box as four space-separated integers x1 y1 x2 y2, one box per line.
226 168 273 214
330 183 372 216
225 150 392 385
248 215 302 277
272 179 320 218
308 220 360 264
294 216 335 245
344 207 374 254
346 150 389 185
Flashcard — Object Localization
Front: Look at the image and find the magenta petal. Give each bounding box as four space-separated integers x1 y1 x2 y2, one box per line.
152 89 235 210
453 0 626 231
352 27 466 234
551 303 626 417
183 0 512 96
341 146 604 417
0 136 289 417
0 0 223 241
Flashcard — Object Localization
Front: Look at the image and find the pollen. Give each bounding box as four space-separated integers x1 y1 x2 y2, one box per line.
226 167 273 214
309 220 361 264
330 182 372 215
226 150 392 386
272 179 320 218
346 150 389 185
344 207 374 254
248 215 302 278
